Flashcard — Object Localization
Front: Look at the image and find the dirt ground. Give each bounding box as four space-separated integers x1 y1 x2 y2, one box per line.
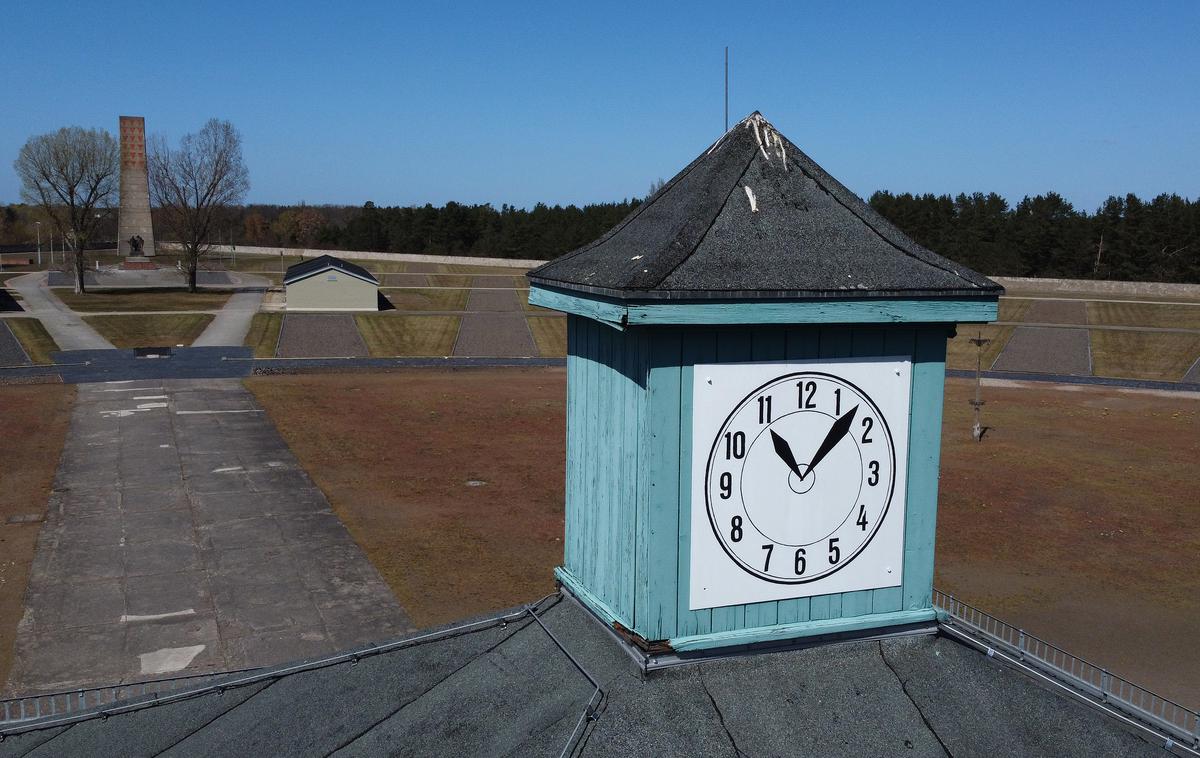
937 378 1200 708
0 383 75 688
245 369 1200 709
245 369 566 627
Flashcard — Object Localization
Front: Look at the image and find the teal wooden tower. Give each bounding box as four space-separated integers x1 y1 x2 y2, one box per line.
528 113 1001 654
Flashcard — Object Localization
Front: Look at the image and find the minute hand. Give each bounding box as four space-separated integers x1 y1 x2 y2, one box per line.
802 405 859 479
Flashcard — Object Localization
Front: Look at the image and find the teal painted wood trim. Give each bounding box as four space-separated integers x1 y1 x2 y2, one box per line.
563 317 646 625
871 326 917 616
668 608 938 652
636 329 680 639
529 285 997 326
900 327 949 612
529 286 626 327
557 566 632 629
675 331 718 638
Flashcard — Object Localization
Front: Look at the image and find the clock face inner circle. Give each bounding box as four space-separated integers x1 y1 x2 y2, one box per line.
740 410 864 547
704 371 897 584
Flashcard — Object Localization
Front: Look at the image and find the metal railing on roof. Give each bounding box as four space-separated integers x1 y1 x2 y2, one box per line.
0 667 261 727
933 588 1200 751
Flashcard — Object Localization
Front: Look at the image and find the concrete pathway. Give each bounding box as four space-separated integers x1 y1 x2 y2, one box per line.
192 273 270 347
5 378 411 695
8 273 114 350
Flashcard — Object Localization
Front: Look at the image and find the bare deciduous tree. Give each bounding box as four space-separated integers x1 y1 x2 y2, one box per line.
14 127 119 293
149 119 249 292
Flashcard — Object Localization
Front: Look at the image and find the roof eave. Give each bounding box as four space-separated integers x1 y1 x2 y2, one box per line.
528 282 1001 328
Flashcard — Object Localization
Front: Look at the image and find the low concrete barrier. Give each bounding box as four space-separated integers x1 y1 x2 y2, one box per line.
159 243 546 270
993 276 1200 299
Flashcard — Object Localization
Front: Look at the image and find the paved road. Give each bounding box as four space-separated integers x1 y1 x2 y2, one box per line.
5 378 412 695
192 273 270 347
7 274 114 350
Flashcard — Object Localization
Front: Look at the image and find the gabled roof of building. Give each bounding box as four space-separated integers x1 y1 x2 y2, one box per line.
529 113 1002 301
0 596 1169 757
284 255 378 286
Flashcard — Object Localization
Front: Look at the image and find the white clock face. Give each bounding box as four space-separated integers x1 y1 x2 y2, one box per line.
690 358 912 610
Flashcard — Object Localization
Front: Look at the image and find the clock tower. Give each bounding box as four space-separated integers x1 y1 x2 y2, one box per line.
528 113 1001 654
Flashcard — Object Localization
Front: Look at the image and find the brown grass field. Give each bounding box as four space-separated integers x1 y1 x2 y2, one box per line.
354 314 461 356
5 319 60 364
246 369 1200 708
83 313 214 348
1087 301 1200 330
243 313 284 358
0 384 75 689
528 316 567 357
377 288 470 311
945 324 1014 371
55 288 232 312
1090 330 1200 381
246 369 566 627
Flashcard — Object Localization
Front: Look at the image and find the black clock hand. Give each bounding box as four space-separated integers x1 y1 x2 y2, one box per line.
802 405 859 479
769 429 805 480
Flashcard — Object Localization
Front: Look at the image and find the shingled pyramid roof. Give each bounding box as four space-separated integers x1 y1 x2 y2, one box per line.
529 113 1001 301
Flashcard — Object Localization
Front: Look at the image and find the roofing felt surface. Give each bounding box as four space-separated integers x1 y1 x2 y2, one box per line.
529 113 1002 301
284 255 379 286
0 595 1169 757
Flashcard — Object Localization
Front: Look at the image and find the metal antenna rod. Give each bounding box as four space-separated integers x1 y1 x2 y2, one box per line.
724 46 729 132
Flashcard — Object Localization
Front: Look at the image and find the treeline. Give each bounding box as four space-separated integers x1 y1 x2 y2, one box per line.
869 191 1199 283
2 191 1196 281
234 200 640 260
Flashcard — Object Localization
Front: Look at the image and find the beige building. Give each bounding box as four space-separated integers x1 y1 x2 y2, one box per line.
284 255 379 311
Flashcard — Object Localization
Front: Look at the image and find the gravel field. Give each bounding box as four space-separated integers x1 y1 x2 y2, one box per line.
276 314 369 358
452 312 536 357
1024 299 1089 324
991 326 1092 375
469 275 514 289
0 320 30 365
465 287 520 311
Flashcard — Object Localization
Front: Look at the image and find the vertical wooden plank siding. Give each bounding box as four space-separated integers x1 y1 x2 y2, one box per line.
563 317 648 628
637 328 682 639
871 326 917 615
901 326 948 611
564 316 579 575
675 329 717 637
566 317 951 645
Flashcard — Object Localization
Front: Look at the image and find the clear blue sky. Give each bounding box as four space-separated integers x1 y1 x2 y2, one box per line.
4 1 1197 211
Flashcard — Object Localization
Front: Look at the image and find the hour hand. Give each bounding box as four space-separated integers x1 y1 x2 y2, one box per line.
769 429 805 480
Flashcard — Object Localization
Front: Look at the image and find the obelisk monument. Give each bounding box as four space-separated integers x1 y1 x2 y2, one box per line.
117 115 156 264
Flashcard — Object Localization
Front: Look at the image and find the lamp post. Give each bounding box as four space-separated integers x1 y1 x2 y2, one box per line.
35 221 42 267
